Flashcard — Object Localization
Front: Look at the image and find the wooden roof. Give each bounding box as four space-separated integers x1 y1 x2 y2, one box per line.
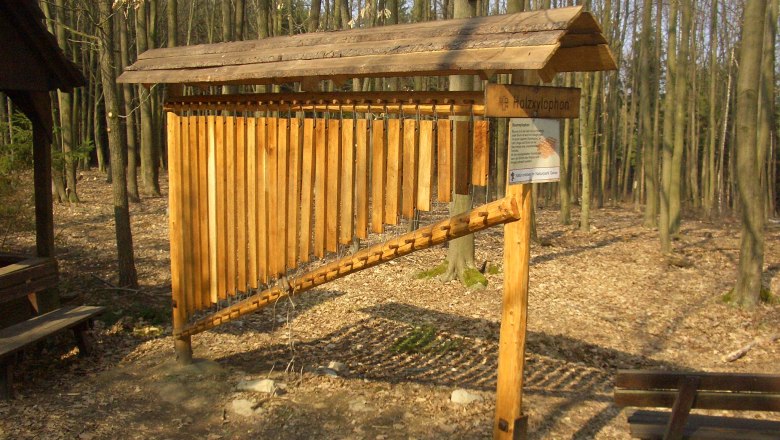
0 0 85 93
118 6 616 87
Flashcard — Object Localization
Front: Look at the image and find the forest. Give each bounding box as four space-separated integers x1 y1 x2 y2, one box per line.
0 0 779 438
5 0 774 303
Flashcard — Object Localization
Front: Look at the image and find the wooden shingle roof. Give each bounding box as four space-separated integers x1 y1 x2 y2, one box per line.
118 6 616 87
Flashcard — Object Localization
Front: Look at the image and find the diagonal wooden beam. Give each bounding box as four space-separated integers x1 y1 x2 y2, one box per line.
176 196 521 338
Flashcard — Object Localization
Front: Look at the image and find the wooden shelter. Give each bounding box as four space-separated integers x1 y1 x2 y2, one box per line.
119 6 615 439
0 0 85 321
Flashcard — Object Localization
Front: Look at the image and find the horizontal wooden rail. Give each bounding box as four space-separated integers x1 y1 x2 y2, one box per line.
164 91 486 116
176 196 521 338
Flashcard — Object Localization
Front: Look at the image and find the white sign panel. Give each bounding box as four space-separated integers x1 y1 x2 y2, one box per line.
508 118 561 184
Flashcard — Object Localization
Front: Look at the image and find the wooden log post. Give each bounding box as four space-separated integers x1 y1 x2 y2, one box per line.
494 72 535 440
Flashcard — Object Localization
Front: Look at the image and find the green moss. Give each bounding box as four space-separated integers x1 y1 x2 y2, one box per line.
721 287 777 306
390 325 461 354
463 267 488 289
486 264 501 275
415 261 448 279
721 289 735 304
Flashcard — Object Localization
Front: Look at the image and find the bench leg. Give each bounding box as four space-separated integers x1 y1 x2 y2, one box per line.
73 321 94 357
0 358 13 400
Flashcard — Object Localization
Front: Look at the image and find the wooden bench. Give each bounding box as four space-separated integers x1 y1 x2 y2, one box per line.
615 370 780 439
0 305 105 399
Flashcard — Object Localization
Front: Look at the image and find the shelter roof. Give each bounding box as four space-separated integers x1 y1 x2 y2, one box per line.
0 0 85 93
118 6 616 87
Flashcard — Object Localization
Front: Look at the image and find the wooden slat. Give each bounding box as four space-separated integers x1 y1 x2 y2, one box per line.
436 119 452 202
340 118 354 244
0 306 105 357
0 275 58 304
235 116 248 293
197 116 210 309
0 257 56 287
207 116 218 303
416 120 434 212
453 120 470 195
246 117 258 289
277 118 289 273
180 116 194 316
314 118 327 259
299 118 315 263
266 117 279 276
287 118 302 269
355 118 369 239
371 119 386 233
189 116 203 311
256 118 269 283
326 118 341 253
402 118 418 219
215 116 227 300
472 120 489 186
177 196 521 337
167 113 187 329
225 116 236 296
616 371 780 393
627 410 780 440
614 390 780 412
385 118 401 225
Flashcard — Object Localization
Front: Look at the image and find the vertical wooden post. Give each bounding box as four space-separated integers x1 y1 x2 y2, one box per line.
494 72 534 440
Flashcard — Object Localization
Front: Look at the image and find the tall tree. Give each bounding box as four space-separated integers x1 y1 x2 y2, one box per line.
638 0 654 227
54 0 79 202
136 0 161 196
704 0 719 217
118 8 140 202
660 0 679 253
97 0 139 287
670 0 692 234
733 0 767 307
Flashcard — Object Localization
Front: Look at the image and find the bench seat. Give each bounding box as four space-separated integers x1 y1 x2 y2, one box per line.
0 305 104 399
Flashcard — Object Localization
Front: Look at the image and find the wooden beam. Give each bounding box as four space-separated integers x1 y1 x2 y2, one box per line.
176 196 521 338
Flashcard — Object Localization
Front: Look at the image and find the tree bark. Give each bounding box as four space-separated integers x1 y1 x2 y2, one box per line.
119 8 140 203
734 0 767 308
136 1 161 196
54 0 79 203
670 0 691 234
98 0 139 288
639 0 654 227
660 0 678 253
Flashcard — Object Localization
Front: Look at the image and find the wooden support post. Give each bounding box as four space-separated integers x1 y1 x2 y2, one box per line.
494 72 534 440
32 117 59 313
0 357 12 400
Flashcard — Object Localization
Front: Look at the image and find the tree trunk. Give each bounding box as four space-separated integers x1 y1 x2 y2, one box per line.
660 0 678 253
97 0 139 288
443 0 477 283
167 0 178 47
670 0 691 234
54 0 79 203
119 9 140 203
704 0 718 217
639 0 654 227
757 0 777 217
135 1 161 196
734 0 767 308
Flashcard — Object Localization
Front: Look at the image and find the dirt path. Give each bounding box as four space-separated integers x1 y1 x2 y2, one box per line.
1 171 778 439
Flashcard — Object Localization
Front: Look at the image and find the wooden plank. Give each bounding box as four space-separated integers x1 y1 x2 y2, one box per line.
215 116 227 299
287 118 302 269
189 116 203 311
472 120 489 186
385 118 401 225
401 118 418 219
314 118 327 259
235 117 248 292
197 115 210 309
0 275 58 304
167 112 187 338
207 116 218 303
665 376 700 440
246 117 258 289
340 118 354 244
417 120 434 211
225 116 236 296
166 91 485 108
436 119 452 202
178 196 521 337
256 118 269 283
545 44 618 73
0 306 105 357
370 119 386 233
326 118 341 253
615 390 780 412
484 84 581 118
627 410 780 440
0 257 56 287
453 120 470 195
277 118 289 273
355 119 369 239
266 117 279 276
299 118 315 263
616 371 780 393
180 116 194 316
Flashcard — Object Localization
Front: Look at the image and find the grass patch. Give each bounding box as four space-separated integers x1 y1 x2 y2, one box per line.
486 264 501 275
390 325 461 354
415 260 448 280
101 303 171 327
463 267 488 289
